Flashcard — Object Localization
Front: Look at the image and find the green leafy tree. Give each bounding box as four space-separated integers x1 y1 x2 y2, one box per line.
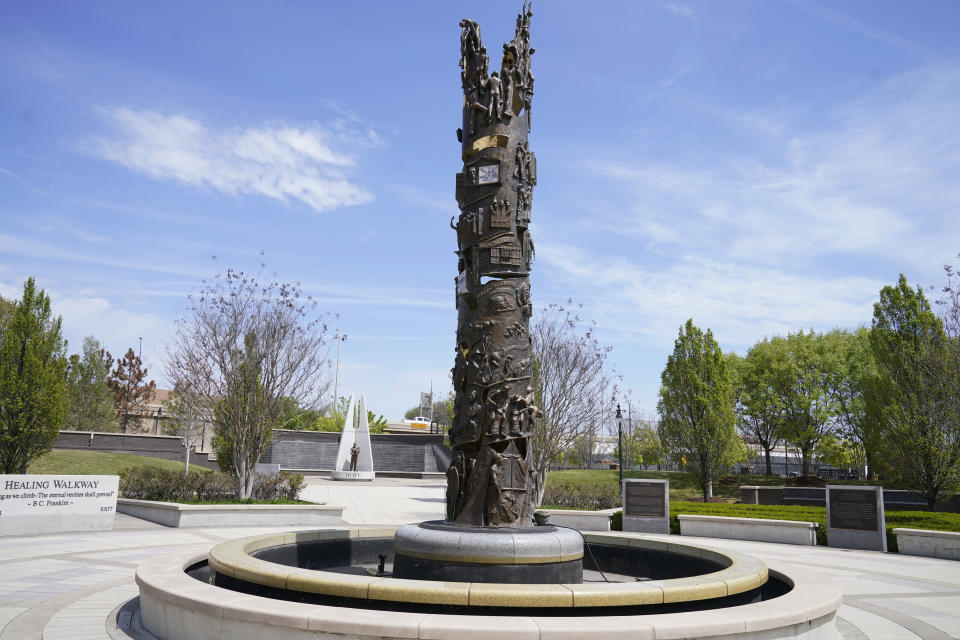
65 336 117 432
307 396 388 433
107 348 156 433
732 340 788 475
0 278 68 473
871 274 960 507
615 430 645 470
817 433 864 473
634 422 665 470
830 328 885 478
776 330 843 476
657 319 739 501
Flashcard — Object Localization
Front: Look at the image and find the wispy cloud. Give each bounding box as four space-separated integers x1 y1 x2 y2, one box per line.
786 0 934 58
553 65 960 349
88 106 378 213
390 184 457 213
584 66 960 268
538 243 879 351
663 3 694 18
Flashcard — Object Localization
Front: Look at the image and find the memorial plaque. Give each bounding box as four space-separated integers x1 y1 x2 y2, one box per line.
829 488 879 531
477 164 499 185
621 479 669 534
825 485 886 552
0 474 119 536
625 482 665 518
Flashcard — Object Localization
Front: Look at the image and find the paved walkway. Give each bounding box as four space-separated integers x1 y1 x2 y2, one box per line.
0 478 957 639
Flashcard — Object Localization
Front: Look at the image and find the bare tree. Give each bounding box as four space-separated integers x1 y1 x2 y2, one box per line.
166 266 336 498
162 383 206 476
530 302 613 506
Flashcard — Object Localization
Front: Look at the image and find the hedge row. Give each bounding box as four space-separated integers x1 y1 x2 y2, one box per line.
542 480 620 511
119 466 305 503
610 502 960 551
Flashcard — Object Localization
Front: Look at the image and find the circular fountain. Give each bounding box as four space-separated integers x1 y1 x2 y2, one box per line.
132 8 842 638
135 526 841 639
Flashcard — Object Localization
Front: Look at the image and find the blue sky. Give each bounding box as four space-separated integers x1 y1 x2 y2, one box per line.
2 1 959 424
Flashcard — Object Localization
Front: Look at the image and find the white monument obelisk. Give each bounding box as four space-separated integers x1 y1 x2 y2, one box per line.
331 394 375 480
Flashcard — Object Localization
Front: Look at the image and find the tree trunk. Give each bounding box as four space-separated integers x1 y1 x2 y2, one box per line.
702 478 713 502
535 466 548 507
184 444 190 477
764 448 773 475
801 447 812 476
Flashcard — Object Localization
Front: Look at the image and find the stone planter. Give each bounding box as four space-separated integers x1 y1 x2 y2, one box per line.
117 498 344 528
679 514 819 546
894 528 960 560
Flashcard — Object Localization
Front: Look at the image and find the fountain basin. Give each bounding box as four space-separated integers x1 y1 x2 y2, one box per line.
205 527 770 608
136 529 841 638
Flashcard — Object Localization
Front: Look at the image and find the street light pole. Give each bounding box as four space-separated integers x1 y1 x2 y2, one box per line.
154 406 162 435
616 403 623 488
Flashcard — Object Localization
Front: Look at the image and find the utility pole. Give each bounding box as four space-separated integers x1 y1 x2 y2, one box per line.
333 336 344 412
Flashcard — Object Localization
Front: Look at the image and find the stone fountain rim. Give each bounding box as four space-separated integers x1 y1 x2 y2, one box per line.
135 537 842 640
204 527 768 608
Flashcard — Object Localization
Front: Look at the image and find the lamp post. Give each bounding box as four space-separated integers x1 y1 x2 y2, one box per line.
154 406 162 435
616 403 623 487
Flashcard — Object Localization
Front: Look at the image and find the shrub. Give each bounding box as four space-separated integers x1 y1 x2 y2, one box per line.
541 480 620 510
118 466 302 503
252 471 305 501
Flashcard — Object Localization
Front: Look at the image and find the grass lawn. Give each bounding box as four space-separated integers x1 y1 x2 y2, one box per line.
546 468 772 502
27 450 213 475
546 468 884 502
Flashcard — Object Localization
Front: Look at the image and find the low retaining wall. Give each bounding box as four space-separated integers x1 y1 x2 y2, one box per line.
894 528 960 561
539 508 615 531
54 431 218 469
679 514 818 546
740 486 785 505
117 499 344 528
740 485 960 513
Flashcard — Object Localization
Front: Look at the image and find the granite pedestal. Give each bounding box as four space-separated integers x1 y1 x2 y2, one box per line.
391 521 584 583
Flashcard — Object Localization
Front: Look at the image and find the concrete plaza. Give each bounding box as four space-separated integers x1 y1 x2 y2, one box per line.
0 476 958 639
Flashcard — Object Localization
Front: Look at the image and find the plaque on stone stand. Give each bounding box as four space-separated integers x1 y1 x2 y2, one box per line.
826 485 886 552
622 479 670 534
331 394 375 481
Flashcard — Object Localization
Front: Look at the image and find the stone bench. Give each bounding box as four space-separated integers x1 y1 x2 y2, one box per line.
894 528 960 560
538 509 616 531
117 498 344 528
679 514 818 546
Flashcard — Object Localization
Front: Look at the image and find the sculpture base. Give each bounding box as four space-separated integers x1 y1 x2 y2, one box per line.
392 520 584 584
330 470 375 481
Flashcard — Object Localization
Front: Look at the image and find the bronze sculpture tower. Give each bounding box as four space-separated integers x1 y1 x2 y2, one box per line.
392 7 582 582
448 3 539 528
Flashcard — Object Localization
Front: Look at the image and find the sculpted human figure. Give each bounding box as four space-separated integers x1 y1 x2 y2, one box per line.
485 72 502 123
349 442 360 471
